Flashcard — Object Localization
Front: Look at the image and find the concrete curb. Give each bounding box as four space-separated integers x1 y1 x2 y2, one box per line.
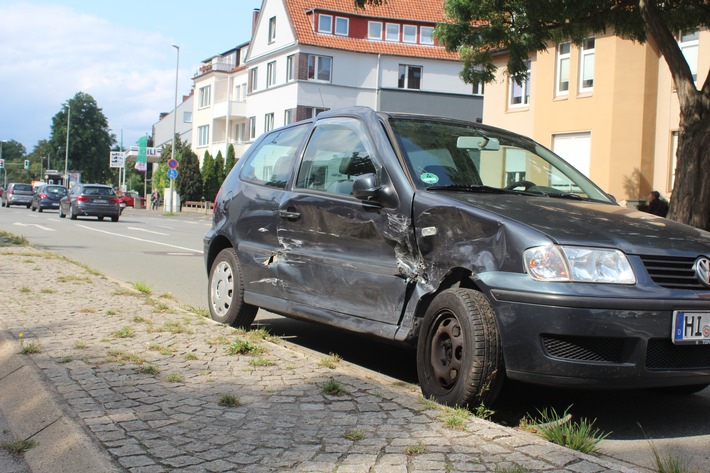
0 328 123 473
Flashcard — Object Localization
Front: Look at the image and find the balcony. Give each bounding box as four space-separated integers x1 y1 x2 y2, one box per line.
198 61 235 74
212 100 247 119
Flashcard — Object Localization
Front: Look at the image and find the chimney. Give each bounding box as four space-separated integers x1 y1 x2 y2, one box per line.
252 9 260 35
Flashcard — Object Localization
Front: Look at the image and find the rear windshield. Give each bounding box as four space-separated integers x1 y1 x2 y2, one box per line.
13 184 32 192
46 186 67 195
84 187 115 196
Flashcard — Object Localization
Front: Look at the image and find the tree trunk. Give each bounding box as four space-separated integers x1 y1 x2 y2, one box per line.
668 97 710 230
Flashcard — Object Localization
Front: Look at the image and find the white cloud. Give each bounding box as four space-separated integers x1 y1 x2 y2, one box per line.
0 2 183 149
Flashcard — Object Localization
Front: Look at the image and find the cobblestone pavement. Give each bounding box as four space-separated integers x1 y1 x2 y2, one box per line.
0 245 637 473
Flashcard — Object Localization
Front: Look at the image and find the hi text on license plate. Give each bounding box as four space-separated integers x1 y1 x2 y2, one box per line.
672 311 710 345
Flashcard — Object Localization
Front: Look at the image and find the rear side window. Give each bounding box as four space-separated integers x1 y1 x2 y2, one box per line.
239 124 310 189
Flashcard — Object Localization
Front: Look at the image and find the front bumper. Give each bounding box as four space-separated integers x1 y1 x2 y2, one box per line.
478 273 710 389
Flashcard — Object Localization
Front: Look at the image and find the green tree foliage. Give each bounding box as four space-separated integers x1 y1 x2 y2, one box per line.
177 146 203 202
226 144 236 175
214 151 226 187
202 151 218 202
1 140 28 184
48 92 116 184
357 0 710 230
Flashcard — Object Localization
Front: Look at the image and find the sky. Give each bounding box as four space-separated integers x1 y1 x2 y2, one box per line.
0 0 263 154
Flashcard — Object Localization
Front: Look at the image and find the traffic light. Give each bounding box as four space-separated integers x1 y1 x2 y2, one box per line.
24 159 29 170
0 159 4 169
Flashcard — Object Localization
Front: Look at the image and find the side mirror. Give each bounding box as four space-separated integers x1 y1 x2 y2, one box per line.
352 173 379 200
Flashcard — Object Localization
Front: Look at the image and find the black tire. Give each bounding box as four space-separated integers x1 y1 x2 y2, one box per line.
416 288 504 407
111 215 119 222
208 248 258 328
26 204 31 209
69 205 77 220
98 216 104 221
38 206 43 213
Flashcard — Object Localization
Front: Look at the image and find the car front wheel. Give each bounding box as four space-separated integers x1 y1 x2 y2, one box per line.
208 248 257 328
416 288 504 407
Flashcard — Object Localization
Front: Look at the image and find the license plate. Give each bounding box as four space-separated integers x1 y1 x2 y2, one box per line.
94 199 107 204
672 311 710 345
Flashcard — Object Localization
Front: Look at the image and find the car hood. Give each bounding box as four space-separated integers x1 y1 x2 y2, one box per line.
439 193 710 255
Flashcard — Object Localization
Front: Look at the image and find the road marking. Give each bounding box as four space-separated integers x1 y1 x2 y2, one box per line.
76 224 203 254
13 222 55 232
127 226 169 236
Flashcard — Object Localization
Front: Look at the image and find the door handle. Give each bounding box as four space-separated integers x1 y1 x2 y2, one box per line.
278 209 301 220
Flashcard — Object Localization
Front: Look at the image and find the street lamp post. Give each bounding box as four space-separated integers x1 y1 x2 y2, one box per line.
64 105 71 187
0 141 7 188
169 44 180 213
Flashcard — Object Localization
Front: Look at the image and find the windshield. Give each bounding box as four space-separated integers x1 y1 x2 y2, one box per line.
389 117 613 203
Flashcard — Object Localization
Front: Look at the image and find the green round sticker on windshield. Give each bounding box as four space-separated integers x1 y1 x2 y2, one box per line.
421 172 439 184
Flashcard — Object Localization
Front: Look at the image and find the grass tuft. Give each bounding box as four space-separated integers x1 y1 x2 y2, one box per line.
131 280 153 295
520 405 609 454
321 377 346 395
1 438 38 454
226 339 264 356
218 394 241 407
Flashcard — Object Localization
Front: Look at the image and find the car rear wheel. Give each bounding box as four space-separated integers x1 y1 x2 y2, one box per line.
208 248 257 328
111 215 119 222
98 216 104 221
69 205 77 220
416 288 504 407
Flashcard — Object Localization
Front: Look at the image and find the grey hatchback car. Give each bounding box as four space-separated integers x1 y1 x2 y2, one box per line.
1 183 34 208
59 184 120 222
205 107 710 407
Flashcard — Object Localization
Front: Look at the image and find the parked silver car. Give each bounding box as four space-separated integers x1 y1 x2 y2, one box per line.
59 184 121 222
1 183 34 208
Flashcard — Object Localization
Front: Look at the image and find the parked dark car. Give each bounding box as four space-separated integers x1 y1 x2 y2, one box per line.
59 183 120 222
204 107 710 407
31 184 68 212
1 182 34 208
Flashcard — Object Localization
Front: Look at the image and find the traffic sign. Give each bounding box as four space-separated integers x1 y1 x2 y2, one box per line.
167 169 178 179
167 159 179 169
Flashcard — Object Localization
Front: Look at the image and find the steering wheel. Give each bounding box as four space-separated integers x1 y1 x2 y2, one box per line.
504 180 536 191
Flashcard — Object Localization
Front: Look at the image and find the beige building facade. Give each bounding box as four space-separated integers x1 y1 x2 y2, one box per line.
483 29 709 202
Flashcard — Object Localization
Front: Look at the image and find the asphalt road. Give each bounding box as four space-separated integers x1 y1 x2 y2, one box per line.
1 205 709 472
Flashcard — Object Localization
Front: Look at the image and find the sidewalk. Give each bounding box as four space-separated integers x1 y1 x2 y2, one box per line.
0 243 638 473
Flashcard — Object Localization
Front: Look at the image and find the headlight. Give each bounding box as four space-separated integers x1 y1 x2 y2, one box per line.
523 245 636 284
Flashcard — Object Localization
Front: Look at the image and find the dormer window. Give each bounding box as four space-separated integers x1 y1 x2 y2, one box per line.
368 21 383 40
386 23 399 42
403 25 417 43
268 16 276 43
335 16 349 36
318 14 333 34
420 26 434 45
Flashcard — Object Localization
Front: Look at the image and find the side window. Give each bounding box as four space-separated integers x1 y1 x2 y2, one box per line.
295 118 377 195
239 124 310 189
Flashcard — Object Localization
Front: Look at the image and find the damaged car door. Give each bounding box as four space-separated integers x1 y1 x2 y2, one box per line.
275 116 411 331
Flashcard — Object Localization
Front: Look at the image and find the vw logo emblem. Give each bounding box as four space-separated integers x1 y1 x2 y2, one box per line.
694 257 710 288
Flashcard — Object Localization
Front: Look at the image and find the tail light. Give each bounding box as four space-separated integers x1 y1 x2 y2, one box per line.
212 189 221 215
109 197 120 204
77 196 90 202
40 193 48 199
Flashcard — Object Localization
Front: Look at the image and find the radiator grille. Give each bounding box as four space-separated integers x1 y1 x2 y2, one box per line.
639 255 706 290
646 338 710 370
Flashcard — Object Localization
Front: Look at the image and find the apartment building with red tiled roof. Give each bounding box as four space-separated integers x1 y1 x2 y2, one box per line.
189 0 483 162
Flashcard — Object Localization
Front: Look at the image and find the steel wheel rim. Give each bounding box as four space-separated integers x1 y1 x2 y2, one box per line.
428 310 464 392
210 260 234 317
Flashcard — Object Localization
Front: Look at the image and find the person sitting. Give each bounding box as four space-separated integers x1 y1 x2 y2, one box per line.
647 190 669 217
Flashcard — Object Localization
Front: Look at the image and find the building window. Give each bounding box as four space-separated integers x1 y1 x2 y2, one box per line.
398 65 422 89
670 131 678 190
420 26 434 45
304 107 329 119
286 55 295 82
248 116 256 140
368 21 382 40
198 85 211 108
679 31 699 82
307 54 332 82
556 42 571 96
249 68 258 93
509 61 531 107
472 79 484 96
284 109 294 125
265 113 275 132
335 17 348 36
579 37 595 92
268 16 276 43
386 23 399 42
183 111 192 123
239 122 246 143
267 61 276 88
318 14 332 34
198 125 209 147
403 25 417 43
